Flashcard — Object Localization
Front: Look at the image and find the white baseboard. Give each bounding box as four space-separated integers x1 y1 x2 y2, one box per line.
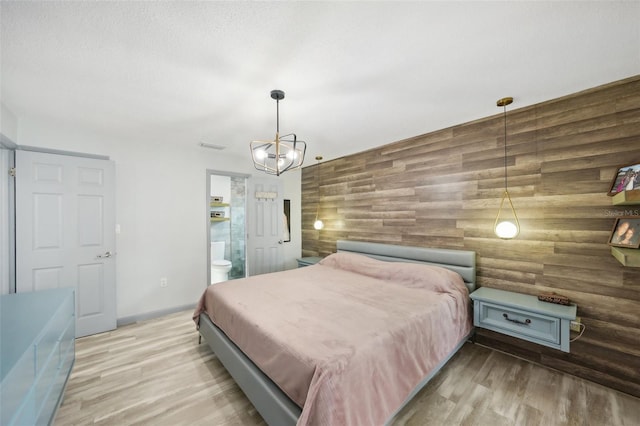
117 303 195 327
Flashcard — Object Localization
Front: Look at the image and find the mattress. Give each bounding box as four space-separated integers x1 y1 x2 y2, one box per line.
193 252 472 425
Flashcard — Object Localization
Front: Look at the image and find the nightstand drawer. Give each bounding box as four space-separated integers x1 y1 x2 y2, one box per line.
476 301 560 345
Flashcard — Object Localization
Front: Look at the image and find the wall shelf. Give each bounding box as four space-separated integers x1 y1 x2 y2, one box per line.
611 247 640 267
612 189 640 205
210 201 230 223
610 190 640 267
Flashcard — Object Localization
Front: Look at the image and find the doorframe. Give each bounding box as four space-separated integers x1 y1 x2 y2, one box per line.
0 140 16 294
206 169 250 286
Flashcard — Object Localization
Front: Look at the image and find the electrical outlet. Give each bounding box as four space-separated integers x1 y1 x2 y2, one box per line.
160 277 168 288
570 317 581 332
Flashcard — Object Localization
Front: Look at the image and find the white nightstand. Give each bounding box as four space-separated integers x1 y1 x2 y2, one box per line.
470 287 577 353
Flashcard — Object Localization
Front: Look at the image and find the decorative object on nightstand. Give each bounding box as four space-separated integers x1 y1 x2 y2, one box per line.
470 287 577 353
537 291 570 305
296 256 322 267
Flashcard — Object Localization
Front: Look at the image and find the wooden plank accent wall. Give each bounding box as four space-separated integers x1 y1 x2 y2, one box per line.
301 75 640 397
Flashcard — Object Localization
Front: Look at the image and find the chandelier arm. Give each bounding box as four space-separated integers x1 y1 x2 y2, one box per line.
279 133 298 141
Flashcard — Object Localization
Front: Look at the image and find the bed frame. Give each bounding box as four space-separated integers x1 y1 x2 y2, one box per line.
198 240 476 426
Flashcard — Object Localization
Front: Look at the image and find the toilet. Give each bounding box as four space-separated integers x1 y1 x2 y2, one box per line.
210 241 232 284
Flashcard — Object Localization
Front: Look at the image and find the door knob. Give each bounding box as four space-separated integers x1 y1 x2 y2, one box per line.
97 251 114 259
278 240 283 244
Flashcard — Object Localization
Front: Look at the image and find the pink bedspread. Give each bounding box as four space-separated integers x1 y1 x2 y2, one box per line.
193 252 472 426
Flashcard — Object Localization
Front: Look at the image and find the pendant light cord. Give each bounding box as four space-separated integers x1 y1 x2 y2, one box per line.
276 98 280 134
503 104 508 190
315 156 322 222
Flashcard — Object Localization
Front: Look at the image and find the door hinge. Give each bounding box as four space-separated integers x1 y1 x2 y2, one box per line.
9 167 16 177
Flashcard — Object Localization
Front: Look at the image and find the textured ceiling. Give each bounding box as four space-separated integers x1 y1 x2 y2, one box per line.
1 1 639 164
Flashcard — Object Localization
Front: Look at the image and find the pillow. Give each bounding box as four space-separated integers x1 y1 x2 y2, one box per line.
318 252 467 294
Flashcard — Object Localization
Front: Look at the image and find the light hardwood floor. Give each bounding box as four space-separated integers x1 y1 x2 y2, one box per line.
56 310 639 426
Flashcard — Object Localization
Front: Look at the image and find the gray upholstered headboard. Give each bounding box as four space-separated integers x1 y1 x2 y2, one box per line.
336 240 476 292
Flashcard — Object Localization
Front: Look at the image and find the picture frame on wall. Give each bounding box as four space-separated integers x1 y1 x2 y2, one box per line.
607 162 640 196
608 217 640 248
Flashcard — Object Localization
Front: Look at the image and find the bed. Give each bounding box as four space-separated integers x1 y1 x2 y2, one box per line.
193 240 476 426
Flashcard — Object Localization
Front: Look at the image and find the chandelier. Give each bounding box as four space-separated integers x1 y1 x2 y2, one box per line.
250 90 306 176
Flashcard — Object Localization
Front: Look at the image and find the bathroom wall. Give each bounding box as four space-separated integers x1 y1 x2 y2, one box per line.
1 102 18 144
229 176 246 279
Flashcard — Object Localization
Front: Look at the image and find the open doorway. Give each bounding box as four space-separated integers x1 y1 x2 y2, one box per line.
206 170 249 285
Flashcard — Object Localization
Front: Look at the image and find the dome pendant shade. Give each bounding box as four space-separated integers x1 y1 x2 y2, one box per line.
250 90 306 176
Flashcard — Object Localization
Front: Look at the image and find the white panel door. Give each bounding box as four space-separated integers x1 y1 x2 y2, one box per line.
16 150 116 337
247 177 283 276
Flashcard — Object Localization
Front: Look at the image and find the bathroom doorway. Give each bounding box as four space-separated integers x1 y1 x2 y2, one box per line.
206 170 249 285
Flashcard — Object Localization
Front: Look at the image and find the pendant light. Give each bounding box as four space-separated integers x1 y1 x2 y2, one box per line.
494 97 520 239
313 156 324 230
250 90 306 176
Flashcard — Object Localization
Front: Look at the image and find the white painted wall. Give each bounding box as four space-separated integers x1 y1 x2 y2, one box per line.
15 117 302 318
1 102 19 143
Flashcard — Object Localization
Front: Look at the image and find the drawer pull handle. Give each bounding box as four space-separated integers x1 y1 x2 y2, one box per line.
503 313 531 326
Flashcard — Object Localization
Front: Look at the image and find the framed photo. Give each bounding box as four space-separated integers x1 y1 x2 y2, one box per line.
607 162 640 196
608 217 640 248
